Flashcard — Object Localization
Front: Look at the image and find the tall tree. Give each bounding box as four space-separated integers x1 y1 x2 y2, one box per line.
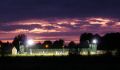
68 41 76 49
0 41 3 56
80 33 93 48
101 33 120 55
0 40 2 44
52 39 64 49
12 34 27 52
35 42 42 49
58 39 64 48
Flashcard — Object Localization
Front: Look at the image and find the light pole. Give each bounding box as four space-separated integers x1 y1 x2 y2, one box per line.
91 39 98 55
62 45 65 54
19 41 23 54
26 39 34 54
92 39 97 44
92 39 98 49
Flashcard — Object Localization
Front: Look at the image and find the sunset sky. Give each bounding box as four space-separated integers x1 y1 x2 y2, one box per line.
0 0 120 43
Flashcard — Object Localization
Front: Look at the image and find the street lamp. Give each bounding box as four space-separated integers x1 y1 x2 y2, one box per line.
27 39 34 46
26 39 34 54
92 39 98 44
90 39 98 55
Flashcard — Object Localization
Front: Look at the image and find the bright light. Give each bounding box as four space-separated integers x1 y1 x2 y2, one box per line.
92 39 97 44
90 51 96 55
80 51 88 56
27 39 34 46
45 45 49 48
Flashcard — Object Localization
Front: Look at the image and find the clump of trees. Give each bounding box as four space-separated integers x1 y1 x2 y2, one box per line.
79 33 101 48
1 32 120 56
0 41 13 56
79 32 120 55
100 33 120 55
12 34 27 52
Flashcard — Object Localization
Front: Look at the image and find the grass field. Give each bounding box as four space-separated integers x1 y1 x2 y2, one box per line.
1 55 120 69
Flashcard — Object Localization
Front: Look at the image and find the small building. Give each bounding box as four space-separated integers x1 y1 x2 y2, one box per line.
12 47 17 55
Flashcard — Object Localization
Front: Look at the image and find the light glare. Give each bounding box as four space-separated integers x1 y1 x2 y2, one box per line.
92 39 97 44
27 39 34 46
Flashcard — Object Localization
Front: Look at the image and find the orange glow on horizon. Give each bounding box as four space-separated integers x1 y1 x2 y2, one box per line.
1 40 13 43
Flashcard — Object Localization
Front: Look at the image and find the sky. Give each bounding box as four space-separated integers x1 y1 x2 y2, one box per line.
0 0 120 43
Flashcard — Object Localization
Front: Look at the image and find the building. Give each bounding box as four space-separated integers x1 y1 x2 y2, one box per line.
12 47 17 55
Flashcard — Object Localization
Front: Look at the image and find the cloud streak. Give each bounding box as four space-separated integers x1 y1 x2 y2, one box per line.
0 17 120 43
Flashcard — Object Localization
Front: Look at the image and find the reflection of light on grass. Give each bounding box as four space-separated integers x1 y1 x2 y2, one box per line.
80 50 106 56
96 50 106 55
96 51 103 54
10 50 69 56
80 51 88 56
111 50 117 56
90 51 96 55
80 49 89 56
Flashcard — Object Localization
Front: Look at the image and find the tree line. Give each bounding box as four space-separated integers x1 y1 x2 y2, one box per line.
0 32 120 55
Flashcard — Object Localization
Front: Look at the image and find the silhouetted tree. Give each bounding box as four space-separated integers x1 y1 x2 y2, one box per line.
79 33 93 48
4 42 13 54
0 41 3 56
52 40 59 48
42 40 52 49
0 40 2 49
100 33 120 55
68 41 76 49
58 39 64 48
68 41 79 55
12 34 27 52
64 45 68 49
35 42 42 49
0 41 13 56
0 40 2 44
52 39 64 49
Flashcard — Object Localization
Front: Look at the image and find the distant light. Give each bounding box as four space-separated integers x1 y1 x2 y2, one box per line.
45 45 49 48
92 39 97 44
27 39 34 46
80 51 88 56
90 51 96 55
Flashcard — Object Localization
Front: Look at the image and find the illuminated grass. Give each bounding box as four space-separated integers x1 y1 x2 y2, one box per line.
10 52 69 57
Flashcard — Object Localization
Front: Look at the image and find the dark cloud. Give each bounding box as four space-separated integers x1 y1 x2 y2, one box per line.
59 24 75 29
0 0 120 22
0 24 42 31
87 24 102 29
0 38 13 40
31 32 84 37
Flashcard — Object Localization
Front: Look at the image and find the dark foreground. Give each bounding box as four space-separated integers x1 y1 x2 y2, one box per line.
1 55 120 70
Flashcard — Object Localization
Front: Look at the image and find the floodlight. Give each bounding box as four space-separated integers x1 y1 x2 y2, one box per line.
92 39 97 44
27 39 34 46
